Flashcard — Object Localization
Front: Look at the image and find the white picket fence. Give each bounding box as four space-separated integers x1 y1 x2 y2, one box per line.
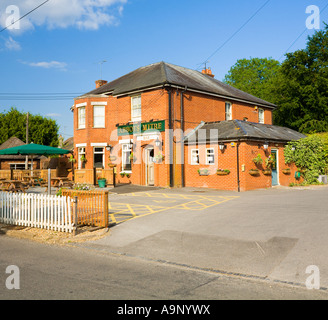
0 192 73 233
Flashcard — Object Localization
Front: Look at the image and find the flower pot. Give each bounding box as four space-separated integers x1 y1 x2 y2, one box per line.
98 179 106 188
282 169 291 175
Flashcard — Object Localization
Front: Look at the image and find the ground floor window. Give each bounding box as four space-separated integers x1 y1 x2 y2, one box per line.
206 148 215 165
94 147 104 168
122 144 132 171
191 149 199 165
78 147 86 169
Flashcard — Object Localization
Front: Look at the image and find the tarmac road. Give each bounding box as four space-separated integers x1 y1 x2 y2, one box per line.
82 185 328 291
0 236 327 301
1 185 328 300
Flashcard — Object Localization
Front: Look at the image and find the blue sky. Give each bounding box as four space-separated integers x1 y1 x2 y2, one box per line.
0 0 327 141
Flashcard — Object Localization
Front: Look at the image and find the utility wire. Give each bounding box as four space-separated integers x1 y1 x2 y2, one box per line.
197 0 271 70
0 0 50 33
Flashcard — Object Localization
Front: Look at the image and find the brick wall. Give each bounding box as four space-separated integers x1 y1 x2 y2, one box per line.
73 87 276 189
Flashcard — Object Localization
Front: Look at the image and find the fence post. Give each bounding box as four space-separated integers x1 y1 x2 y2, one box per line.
103 191 109 227
73 196 78 236
47 168 51 195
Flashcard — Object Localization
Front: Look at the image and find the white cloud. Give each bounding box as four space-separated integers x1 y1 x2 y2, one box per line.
0 0 127 33
4 36 21 51
21 60 68 70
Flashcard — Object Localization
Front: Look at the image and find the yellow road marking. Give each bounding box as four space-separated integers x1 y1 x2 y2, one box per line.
108 194 240 224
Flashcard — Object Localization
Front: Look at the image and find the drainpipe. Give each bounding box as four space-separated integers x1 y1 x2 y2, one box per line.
237 141 240 192
180 86 187 188
168 88 174 188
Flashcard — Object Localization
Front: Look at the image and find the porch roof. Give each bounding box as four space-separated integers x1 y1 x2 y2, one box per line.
184 120 306 144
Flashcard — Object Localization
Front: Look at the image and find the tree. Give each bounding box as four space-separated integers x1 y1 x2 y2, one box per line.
272 25 328 133
0 107 59 146
223 57 281 103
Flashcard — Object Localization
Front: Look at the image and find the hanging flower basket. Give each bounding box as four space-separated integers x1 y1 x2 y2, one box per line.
249 169 260 176
217 169 230 176
282 168 291 175
263 169 272 175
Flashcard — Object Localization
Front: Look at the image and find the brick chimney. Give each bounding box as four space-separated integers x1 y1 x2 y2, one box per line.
95 80 108 88
202 68 215 78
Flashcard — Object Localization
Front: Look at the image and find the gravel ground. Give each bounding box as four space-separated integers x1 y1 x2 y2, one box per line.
0 223 109 245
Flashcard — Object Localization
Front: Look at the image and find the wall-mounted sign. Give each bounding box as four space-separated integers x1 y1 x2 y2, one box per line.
117 120 165 136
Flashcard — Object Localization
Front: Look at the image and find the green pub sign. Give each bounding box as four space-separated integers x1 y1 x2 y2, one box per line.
117 120 165 136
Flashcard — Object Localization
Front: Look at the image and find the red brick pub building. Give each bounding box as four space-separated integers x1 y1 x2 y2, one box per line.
72 62 305 191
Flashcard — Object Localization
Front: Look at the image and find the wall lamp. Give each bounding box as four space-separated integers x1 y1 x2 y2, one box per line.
219 143 226 151
155 137 163 148
263 141 269 150
106 145 113 151
291 145 296 151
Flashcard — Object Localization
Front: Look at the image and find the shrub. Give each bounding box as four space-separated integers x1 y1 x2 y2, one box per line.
284 135 328 184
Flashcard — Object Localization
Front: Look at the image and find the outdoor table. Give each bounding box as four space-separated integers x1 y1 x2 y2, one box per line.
1 180 27 193
51 177 69 188
23 175 40 186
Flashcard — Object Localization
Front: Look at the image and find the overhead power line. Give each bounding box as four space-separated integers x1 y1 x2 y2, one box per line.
0 92 83 101
0 0 50 33
197 0 271 70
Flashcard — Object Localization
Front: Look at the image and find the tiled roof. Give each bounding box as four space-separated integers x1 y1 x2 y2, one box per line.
185 120 306 144
77 62 277 109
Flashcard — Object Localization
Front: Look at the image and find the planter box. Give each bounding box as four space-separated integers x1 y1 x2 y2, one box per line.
263 170 272 176
249 169 260 176
198 170 210 176
217 171 229 176
282 169 291 174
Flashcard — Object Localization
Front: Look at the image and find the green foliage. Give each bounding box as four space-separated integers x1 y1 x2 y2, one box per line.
223 57 281 103
272 25 328 133
223 26 328 135
252 154 263 165
0 107 59 146
284 135 328 184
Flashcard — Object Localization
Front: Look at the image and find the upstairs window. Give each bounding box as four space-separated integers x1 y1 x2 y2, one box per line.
259 108 264 124
93 106 105 128
131 95 141 122
225 102 232 120
78 107 86 129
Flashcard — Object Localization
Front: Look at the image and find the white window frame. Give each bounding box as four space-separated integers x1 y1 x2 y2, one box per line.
131 95 141 122
225 102 232 121
9 163 29 170
93 147 105 169
122 144 132 172
78 106 86 129
93 105 105 128
206 148 215 165
259 108 265 124
191 149 199 165
78 147 86 169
